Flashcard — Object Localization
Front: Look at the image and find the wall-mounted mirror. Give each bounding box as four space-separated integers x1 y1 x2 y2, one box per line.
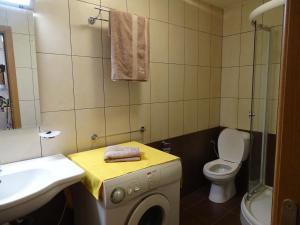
0 8 40 131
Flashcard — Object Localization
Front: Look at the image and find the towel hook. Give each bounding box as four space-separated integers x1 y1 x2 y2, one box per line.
88 6 110 25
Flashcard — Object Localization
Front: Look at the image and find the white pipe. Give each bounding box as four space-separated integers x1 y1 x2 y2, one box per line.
249 0 285 23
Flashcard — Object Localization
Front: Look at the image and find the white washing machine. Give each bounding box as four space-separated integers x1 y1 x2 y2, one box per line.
71 160 182 225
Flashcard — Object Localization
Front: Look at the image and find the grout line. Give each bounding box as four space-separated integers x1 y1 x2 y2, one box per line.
67 0 79 152
100 14 108 146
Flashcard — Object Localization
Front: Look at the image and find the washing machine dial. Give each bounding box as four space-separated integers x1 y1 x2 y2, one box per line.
111 187 125 204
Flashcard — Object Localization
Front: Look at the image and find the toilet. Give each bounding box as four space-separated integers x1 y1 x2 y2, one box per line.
203 128 250 203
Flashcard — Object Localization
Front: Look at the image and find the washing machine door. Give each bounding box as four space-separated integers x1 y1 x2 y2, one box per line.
127 194 170 225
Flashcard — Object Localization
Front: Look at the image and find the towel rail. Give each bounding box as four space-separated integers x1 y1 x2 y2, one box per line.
90 127 146 141
88 7 110 25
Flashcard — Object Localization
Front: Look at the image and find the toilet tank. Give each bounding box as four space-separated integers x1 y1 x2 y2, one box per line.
240 131 250 161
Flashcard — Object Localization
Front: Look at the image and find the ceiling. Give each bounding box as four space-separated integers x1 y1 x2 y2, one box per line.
190 0 245 8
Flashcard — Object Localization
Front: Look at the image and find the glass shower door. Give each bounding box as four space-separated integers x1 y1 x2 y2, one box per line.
248 23 282 196
248 25 270 195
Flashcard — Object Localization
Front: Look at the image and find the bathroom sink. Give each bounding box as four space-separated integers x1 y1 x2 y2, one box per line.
0 154 85 223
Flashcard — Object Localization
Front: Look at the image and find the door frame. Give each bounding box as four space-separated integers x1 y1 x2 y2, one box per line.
272 0 300 224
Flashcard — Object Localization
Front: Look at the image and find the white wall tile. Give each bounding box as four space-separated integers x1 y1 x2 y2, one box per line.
267 64 280 99
105 106 130 136
103 60 129 106
150 20 168 63
37 54 74 112
128 0 149 17
7 8 29 34
76 108 105 151
221 67 239 98
0 0 225 163
130 104 150 143
210 35 222 67
106 133 130 146
241 0 262 32
209 98 220 128
101 0 127 11
150 0 169 22
210 68 221 98
32 69 40 99
270 26 283 64
169 0 184 26
238 99 251 130
0 6 7 26
0 128 41 164
220 98 238 128
169 24 185 64
198 99 210 131
12 34 31 68
70 0 102 57
73 56 104 109
150 63 169 103
150 102 168 142
223 4 241 36
129 81 151 104
19 101 37 128
198 3 211 33
211 6 223 36
240 32 255 66
184 66 198 100
185 29 199 65
169 64 184 101
198 67 210 99
263 5 284 27
41 110 77 156
35 0 71 54
239 66 253 99
184 100 198 134
169 101 184 138
101 21 111 59
199 32 211 66
185 3 198 30
16 68 34 101
222 34 241 67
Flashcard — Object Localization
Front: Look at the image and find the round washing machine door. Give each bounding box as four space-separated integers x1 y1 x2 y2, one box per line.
127 194 170 225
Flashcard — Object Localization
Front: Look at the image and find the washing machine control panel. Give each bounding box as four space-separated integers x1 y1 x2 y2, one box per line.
111 187 126 204
103 160 181 208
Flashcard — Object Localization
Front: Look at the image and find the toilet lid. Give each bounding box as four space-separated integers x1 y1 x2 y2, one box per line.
218 128 245 163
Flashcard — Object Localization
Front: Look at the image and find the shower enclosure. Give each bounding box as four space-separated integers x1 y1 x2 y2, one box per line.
241 1 285 225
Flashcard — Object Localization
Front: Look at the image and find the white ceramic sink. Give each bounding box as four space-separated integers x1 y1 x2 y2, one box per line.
0 154 84 223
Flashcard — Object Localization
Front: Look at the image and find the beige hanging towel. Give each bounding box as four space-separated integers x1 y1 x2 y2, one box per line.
110 10 149 81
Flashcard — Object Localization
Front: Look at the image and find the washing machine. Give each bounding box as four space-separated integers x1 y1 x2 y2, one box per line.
71 159 182 225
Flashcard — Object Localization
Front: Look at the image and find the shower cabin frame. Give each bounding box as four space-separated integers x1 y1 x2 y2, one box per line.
245 0 300 224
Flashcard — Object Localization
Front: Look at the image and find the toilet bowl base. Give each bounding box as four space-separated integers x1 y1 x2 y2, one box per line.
209 180 236 203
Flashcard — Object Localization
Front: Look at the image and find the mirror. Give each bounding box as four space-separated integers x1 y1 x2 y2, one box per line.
0 9 40 131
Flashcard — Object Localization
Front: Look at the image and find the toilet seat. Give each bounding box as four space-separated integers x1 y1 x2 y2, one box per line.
203 159 241 177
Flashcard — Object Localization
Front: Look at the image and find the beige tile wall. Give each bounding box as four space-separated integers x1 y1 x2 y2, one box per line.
220 0 283 134
0 0 223 163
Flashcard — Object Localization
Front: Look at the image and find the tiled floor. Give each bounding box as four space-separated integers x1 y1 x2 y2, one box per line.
180 186 243 225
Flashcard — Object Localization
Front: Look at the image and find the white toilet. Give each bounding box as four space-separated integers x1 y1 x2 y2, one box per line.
203 128 250 203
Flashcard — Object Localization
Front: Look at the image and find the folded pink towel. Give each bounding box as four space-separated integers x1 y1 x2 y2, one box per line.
104 146 141 162
105 157 141 163
110 10 149 81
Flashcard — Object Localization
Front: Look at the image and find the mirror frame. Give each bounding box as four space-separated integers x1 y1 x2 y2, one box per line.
0 25 21 129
